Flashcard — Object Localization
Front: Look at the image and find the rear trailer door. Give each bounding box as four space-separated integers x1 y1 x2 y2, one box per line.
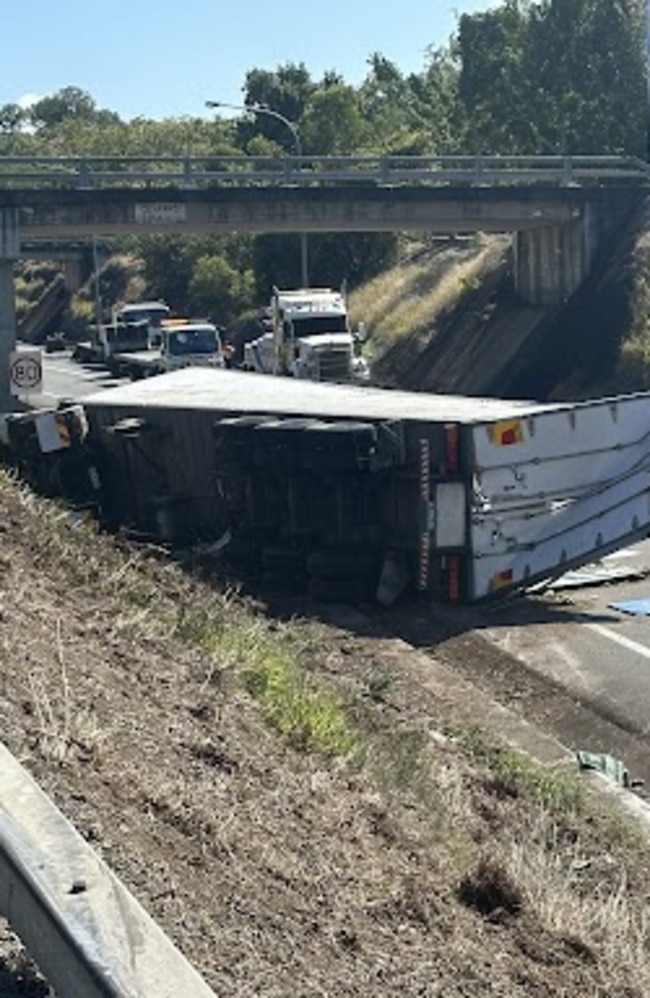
468 394 650 600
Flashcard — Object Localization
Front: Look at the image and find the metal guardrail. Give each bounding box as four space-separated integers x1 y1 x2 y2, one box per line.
0 154 647 189
0 741 216 997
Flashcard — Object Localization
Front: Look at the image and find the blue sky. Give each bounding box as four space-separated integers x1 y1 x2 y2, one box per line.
3 0 498 121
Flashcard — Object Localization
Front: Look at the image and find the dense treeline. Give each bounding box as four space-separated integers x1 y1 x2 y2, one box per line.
2 0 645 327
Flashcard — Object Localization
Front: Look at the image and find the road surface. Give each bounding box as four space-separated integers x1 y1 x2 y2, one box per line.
28 351 128 408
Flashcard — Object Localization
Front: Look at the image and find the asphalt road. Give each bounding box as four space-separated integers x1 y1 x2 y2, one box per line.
480 544 650 735
29 351 128 408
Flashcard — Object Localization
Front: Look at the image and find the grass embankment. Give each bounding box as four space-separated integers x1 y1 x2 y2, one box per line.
348 237 507 363
2 469 650 993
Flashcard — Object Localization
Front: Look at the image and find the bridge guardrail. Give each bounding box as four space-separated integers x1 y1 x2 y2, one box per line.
0 154 648 189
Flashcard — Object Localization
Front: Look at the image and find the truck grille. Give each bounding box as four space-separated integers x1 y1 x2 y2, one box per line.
315 348 352 382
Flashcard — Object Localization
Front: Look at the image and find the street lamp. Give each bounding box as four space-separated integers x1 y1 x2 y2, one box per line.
205 100 309 288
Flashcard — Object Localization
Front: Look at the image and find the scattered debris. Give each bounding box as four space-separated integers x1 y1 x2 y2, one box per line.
576 750 629 787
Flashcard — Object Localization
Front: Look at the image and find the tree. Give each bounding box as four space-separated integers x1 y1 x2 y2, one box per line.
0 103 25 133
456 1 533 153
28 86 120 131
456 0 645 156
253 231 398 298
525 0 645 156
301 84 368 154
238 63 315 151
359 51 461 154
188 255 254 325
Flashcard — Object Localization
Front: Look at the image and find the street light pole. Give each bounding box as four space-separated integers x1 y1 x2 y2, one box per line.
206 100 309 287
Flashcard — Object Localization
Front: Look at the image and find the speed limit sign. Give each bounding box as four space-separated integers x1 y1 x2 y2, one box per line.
9 348 43 396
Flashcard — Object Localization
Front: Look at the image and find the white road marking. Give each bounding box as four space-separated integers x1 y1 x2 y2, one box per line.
587 622 650 661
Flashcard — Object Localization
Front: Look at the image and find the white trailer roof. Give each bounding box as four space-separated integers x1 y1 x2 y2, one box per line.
83 368 566 424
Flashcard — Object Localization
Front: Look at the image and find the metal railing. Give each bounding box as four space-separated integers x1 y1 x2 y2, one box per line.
0 154 647 189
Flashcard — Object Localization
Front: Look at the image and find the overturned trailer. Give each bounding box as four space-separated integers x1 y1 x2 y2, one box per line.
47 367 648 605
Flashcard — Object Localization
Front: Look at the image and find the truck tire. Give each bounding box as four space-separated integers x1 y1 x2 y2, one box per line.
214 416 277 469
299 421 378 473
252 419 326 469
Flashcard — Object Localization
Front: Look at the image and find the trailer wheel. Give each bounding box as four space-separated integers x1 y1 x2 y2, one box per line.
252 419 326 468
299 421 378 473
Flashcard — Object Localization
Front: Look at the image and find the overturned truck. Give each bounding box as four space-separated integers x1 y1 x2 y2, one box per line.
6 369 650 604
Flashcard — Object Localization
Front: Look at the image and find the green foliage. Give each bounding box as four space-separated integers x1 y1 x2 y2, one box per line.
0 102 25 133
126 233 255 320
301 84 369 154
240 62 315 148
188 254 255 324
359 52 459 154
28 86 121 132
239 648 356 755
176 607 356 756
456 0 645 155
253 232 398 298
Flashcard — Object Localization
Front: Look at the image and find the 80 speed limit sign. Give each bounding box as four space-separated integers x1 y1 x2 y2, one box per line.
9 349 43 396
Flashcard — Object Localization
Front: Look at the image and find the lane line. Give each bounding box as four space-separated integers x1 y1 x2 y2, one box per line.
587 622 650 661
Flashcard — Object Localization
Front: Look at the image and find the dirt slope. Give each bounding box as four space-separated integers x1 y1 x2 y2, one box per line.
365 199 647 403
2 472 650 994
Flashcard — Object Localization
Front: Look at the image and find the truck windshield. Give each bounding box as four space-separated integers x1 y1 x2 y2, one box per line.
119 305 170 327
292 316 348 338
106 321 148 346
168 328 219 356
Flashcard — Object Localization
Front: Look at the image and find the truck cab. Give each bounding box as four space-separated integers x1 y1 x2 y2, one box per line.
160 322 225 371
95 318 150 360
244 287 369 383
115 301 171 348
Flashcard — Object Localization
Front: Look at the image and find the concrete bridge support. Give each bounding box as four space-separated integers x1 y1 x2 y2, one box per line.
59 257 84 291
514 206 602 306
0 210 19 412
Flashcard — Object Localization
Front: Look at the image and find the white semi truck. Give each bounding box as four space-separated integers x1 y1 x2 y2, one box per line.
243 287 369 383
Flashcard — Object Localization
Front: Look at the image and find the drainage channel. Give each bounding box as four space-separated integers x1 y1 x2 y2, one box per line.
0 743 216 998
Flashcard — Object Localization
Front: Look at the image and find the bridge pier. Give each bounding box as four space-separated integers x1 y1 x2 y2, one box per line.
513 207 599 306
0 209 19 411
59 258 84 291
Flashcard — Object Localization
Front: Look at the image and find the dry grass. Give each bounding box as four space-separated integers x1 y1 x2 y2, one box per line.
3 467 650 993
349 237 508 359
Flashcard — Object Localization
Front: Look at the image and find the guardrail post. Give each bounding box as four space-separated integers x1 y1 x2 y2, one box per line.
77 159 92 189
561 157 573 186
0 209 19 412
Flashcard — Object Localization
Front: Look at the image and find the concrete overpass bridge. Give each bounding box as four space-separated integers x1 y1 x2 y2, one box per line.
0 153 648 406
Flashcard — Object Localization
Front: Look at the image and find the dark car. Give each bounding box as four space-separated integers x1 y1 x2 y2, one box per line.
44 332 67 353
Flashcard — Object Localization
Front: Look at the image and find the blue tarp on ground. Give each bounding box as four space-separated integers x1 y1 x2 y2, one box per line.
608 598 650 616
